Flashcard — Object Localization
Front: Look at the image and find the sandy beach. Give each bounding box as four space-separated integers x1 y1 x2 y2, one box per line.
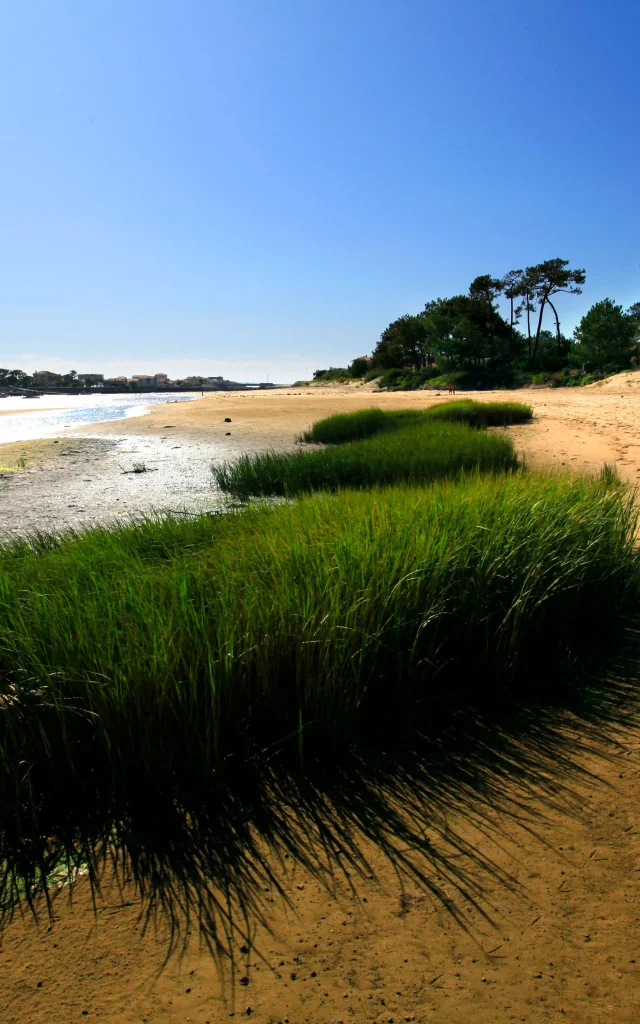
1 373 640 535
76 370 640 483
75 375 640 482
1 699 639 1024
1 379 640 1022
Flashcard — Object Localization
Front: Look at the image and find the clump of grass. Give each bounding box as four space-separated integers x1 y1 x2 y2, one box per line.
215 421 519 498
423 399 532 428
301 400 532 445
0 471 637 901
299 407 420 444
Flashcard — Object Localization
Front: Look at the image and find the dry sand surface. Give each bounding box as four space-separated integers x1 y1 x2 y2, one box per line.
2 380 640 1021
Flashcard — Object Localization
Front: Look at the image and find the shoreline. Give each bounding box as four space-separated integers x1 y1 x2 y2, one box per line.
76 381 635 476
0 382 637 536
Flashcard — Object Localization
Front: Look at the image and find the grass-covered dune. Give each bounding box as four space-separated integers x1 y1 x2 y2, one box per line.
215 419 519 497
0 472 637 883
301 400 532 445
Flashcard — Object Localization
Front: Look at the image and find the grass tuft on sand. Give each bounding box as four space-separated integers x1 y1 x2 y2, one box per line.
0 470 637 900
300 400 532 445
214 419 520 497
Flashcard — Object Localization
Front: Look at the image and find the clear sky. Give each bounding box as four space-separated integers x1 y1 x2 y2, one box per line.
0 0 637 382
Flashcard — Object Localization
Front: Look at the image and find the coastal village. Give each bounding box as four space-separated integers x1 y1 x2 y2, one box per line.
1 369 278 392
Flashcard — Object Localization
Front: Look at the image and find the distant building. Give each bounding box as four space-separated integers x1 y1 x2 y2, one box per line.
77 373 104 383
105 376 128 383
129 373 171 387
32 370 63 386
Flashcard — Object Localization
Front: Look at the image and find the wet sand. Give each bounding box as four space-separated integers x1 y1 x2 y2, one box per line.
0 435 230 536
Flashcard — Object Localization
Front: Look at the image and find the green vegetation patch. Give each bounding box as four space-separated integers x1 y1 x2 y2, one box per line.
300 406 420 444
0 471 637 892
302 401 532 445
424 399 532 427
217 402 532 498
215 419 519 497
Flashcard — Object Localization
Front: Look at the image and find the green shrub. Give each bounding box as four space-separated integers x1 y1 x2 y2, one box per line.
372 367 408 388
313 367 349 381
364 367 386 383
421 373 461 390
348 356 369 378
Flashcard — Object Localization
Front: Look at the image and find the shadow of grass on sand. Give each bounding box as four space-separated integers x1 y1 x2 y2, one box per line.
3 631 639 968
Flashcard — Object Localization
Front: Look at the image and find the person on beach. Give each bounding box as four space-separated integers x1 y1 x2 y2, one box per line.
448 380 456 395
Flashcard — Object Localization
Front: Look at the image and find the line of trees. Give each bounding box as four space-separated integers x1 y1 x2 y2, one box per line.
0 369 93 390
321 259 638 385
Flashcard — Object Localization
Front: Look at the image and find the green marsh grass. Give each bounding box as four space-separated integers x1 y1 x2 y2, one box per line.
299 406 418 444
422 399 533 428
0 471 638 902
214 420 519 497
300 400 532 444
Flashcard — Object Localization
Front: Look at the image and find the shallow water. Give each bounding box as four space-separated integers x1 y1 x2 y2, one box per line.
0 392 199 444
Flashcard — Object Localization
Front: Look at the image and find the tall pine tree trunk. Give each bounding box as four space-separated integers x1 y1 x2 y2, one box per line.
531 297 548 367
547 298 562 356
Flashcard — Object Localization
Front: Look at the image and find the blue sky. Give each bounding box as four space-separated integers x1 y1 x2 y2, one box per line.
0 0 637 382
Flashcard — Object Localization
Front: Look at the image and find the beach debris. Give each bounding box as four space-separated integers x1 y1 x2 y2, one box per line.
224 417 232 422
119 462 158 475
163 425 175 428
226 431 231 435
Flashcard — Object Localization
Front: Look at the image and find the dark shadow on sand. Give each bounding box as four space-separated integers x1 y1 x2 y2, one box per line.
2 629 639 975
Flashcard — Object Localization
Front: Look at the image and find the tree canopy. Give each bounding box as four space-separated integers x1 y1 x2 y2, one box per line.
573 299 637 370
337 257 640 387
